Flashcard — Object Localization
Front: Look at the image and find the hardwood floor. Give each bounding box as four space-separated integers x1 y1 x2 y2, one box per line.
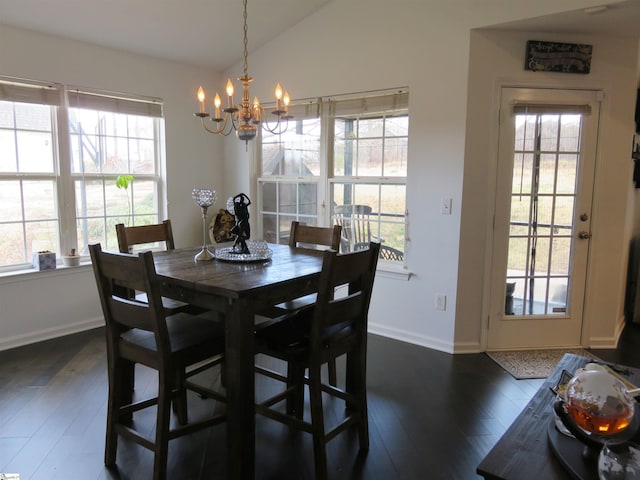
1 324 639 480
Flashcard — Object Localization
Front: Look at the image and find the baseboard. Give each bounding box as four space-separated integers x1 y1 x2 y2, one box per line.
0 317 103 352
588 315 626 349
368 322 456 353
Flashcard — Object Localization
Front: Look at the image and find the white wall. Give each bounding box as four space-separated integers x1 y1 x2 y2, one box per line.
0 24 223 349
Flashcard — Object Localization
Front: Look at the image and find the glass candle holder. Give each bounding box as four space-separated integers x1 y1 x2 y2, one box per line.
192 188 217 261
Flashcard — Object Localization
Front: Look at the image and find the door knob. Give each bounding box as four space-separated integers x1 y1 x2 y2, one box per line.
578 231 592 239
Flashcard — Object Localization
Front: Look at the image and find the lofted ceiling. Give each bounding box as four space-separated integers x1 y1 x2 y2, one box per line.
0 0 331 71
0 0 638 74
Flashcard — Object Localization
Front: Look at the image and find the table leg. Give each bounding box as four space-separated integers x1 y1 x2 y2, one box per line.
225 297 255 479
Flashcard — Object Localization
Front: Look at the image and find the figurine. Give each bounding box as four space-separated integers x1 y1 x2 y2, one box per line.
228 193 251 254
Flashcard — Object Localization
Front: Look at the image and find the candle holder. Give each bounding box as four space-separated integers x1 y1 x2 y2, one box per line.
192 188 217 262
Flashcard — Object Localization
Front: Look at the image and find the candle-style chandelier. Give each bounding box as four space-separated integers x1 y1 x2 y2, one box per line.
194 0 292 144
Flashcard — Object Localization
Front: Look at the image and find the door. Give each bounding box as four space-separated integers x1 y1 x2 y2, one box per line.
487 88 600 350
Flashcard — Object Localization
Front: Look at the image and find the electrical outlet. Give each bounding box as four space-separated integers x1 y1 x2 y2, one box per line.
435 294 446 311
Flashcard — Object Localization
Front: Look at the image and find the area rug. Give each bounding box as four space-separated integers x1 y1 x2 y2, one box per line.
486 349 600 379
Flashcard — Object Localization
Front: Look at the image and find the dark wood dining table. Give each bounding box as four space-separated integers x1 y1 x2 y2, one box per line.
477 353 640 480
151 243 324 479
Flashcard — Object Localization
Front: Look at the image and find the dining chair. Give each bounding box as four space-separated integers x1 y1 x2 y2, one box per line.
281 221 342 308
116 220 176 253
257 221 341 320
115 220 200 315
256 221 342 385
254 241 380 480
333 204 373 253
89 243 226 480
289 221 342 251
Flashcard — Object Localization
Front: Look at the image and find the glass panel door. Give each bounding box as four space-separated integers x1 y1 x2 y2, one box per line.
488 88 600 350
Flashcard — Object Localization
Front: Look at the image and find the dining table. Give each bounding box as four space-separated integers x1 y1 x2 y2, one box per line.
151 242 325 479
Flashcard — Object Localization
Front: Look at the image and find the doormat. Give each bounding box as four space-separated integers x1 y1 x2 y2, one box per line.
486 349 600 379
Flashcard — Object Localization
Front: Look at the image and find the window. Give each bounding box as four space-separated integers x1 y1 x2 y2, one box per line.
0 78 164 271
259 103 322 244
258 89 408 264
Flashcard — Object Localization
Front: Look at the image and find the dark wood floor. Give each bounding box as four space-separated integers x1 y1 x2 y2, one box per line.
1 324 639 480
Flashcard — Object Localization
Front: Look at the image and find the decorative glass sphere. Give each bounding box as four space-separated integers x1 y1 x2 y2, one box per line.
192 188 217 208
564 365 635 437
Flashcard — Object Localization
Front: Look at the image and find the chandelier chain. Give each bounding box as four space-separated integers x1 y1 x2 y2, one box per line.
243 0 249 78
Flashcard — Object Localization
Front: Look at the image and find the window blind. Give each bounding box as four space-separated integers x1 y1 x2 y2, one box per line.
0 81 61 106
67 88 163 117
512 102 591 116
261 98 319 121
329 90 409 117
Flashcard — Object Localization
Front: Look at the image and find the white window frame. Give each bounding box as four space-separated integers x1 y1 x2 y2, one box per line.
0 77 165 272
256 88 409 269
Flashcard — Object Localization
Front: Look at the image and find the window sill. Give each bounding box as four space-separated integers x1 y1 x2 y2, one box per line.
0 262 92 285
377 263 412 281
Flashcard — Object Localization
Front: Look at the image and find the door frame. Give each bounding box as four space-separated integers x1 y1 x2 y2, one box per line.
482 85 603 351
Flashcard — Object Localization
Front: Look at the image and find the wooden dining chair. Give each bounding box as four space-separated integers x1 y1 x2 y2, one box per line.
280 221 342 307
89 243 226 480
259 221 342 315
256 221 342 385
289 221 342 251
254 241 380 480
115 220 199 315
116 219 177 253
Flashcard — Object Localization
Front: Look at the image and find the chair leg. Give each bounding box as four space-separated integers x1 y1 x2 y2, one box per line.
154 378 172 480
308 364 328 480
327 359 337 387
173 369 188 425
286 362 305 418
105 359 126 467
347 351 369 452
123 360 135 398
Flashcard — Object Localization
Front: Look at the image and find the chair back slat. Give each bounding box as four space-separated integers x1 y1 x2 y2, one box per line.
108 296 157 332
289 221 342 251
116 220 175 253
311 242 380 347
323 292 365 330
90 243 169 343
96 247 148 291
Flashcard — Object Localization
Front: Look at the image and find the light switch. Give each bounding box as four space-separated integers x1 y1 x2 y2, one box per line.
441 198 452 215
435 294 446 311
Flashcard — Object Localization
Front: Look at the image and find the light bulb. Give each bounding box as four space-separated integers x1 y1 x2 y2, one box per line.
214 93 221 118
197 86 206 113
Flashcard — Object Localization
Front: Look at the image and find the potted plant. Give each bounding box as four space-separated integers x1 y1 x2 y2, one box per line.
62 248 81 267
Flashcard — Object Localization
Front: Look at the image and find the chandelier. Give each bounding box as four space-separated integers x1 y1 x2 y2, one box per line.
194 0 291 144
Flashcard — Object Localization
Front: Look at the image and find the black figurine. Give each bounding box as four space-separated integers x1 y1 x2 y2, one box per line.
229 193 251 254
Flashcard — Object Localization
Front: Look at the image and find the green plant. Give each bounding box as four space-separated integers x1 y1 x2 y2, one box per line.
115 175 134 225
